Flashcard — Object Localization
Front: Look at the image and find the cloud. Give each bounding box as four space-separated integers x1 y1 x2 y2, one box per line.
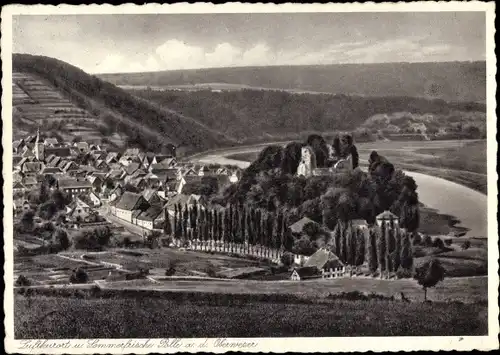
87 37 467 74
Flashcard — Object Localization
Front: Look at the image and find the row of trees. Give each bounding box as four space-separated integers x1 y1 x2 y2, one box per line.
169 202 294 252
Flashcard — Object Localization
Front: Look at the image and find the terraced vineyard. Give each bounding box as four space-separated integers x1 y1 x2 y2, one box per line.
12 72 118 144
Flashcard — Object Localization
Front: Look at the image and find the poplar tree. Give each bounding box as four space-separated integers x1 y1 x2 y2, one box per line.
241 207 247 247
164 208 172 236
400 229 413 271
367 228 378 273
377 223 386 275
355 228 366 266
385 224 392 273
393 226 402 271
331 223 341 256
173 204 178 238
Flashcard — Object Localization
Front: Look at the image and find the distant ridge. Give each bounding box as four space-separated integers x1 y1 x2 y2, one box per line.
98 61 486 103
12 53 236 155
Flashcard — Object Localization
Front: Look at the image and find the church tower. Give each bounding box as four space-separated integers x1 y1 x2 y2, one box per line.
34 128 45 161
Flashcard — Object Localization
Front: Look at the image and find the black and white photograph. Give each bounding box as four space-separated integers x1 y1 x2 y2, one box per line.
2 2 498 353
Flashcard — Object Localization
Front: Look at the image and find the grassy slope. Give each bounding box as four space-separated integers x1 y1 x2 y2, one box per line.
14 294 487 338
98 61 486 103
12 54 234 153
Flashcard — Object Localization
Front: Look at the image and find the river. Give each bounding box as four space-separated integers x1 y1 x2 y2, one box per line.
193 144 488 238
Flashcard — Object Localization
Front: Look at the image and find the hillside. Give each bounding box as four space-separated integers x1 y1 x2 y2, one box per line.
12 54 235 155
99 61 486 103
129 88 486 143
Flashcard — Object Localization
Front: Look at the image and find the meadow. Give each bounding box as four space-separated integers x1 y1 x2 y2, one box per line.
14 293 487 338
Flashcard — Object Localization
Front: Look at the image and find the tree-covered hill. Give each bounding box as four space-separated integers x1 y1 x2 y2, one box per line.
99 61 486 103
130 88 485 143
12 54 236 155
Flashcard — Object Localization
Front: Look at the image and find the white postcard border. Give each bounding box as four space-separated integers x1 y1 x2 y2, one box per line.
2 2 498 353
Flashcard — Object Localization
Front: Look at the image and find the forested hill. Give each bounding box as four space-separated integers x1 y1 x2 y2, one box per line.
12 54 235 154
130 88 486 143
99 61 486 103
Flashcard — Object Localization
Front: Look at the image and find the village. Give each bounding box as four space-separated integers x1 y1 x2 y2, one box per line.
13 127 421 289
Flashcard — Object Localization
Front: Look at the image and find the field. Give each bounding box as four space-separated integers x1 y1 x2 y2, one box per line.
12 72 105 144
14 293 487 338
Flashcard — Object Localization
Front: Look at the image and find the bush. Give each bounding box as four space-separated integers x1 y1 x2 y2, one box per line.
444 239 452 246
396 267 413 279
422 235 433 247
432 237 445 250
461 240 471 250
15 275 31 287
411 233 422 245
70 268 89 284
204 264 218 278
165 260 177 276
280 251 294 267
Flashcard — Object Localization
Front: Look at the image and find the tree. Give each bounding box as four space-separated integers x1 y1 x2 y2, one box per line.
376 225 386 275
400 229 413 270
461 240 471 250
422 234 433 247
20 210 35 231
281 251 294 268
432 237 445 250
54 229 70 250
164 209 172 236
306 134 329 167
70 267 89 284
15 275 31 287
414 258 445 301
355 229 366 266
367 228 378 273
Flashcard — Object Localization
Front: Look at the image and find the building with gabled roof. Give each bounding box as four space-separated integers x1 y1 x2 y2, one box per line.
289 216 319 235
58 178 93 198
376 210 399 227
112 191 150 223
136 204 164 231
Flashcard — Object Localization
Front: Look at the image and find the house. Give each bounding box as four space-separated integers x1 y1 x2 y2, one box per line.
62 161 80 173
13 181 27 194
43 137 59 147
229 170 241 183
87 175 105 193
108 185 124 202
136 204 164 231
351 219 369 231
164 193 206 217
142 188 165 205
94 160 110 172
66 198 91 222
21 161 44 177
87 191 102 207
289 217 320 235
178 175 204 195
47 156 62 168
44 147 72 158
105 152 119 165
13 140 25 154
119 155 141 167
304 248 344 270
124 162 141 176
58 178 93 197
22 176 38 189
290 266 322 281
152 155 175 166
216 167 230 175
107 168 126 181
74 142 90 153
91 150 107 161
13 199 31 216
40 166 63 176
123 148 141 157
112 191 150 223
376 210 399 227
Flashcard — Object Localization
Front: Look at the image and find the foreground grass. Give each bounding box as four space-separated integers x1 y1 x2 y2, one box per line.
15 294 487 338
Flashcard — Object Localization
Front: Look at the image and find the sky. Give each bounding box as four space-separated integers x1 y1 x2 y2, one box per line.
12 12 486 74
